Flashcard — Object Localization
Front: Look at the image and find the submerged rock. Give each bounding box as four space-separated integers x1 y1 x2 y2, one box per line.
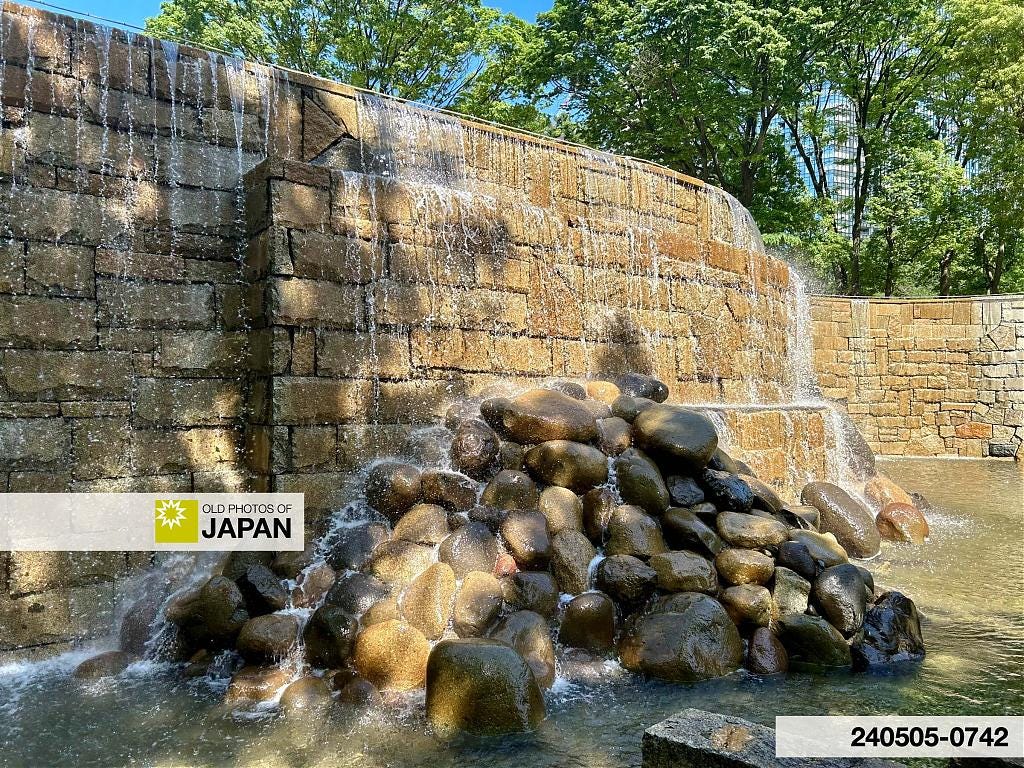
225 666 290 705
800 482 880 558
779 614 852 669
279 676 332 713
853 591 925 669
426 639 545 736
353 619 431 691
633 405 719 470
559 592 617 652
525 440 609 492
876 502 929 544
499 389 599 444
73 650 136 680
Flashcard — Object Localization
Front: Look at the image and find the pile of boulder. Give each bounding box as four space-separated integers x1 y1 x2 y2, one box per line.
80 373 928 736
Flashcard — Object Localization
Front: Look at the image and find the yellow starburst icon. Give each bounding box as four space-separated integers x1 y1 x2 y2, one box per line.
154 499 199 544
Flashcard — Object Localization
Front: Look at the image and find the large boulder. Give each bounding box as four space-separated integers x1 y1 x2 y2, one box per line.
538 486 584 536
165 576 249 649
525 440 609 492
662 507 724 556
716 512 788 549
420 469 478 512
778 614 852 669
426 639 545 736
876 503 929 544
550 529 597 594
558 592 616 652
800 482 880 558
701 470 754 513
365 461 422 521
633 405 719 470
606 505 669 559
453 571 503 637
392 503 451 545
400 563 457 640
236 614 300 663
450 419 500 480
501 571 559 617
499 389 599 444
813 564 868 637
480 470 540 510
303 604 357 668
595 554 658 606
325 572 389 616
864 473 914 511
500 511 552 570
714 548 774 586
616 372 669 402
618 597 743 682
649 551 717 594
747 626 788 675
73 650 136 679
488 610 556 688
353 619 431 691
368 540 434 588
852 591 926 669
614 448 671 515
438 522 499 578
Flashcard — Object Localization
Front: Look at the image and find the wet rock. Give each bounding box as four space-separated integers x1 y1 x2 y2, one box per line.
438 522 499 578
596 416 632 456
616 372 669 403
498 441 526 471
852 591 925 669
550 529 597 594
480 469 540 510
237 614 300 663
362 595 400 625
701 469 755 514
467 504 508 532
119 592 164 655
720 584 771 627
338 677 383 707
493 552 518 578
618 598 743 682
444 401 478 430
813 564 868 637
747 627 788 675
237 564 289 616
741 475 784 515
633 405 719 470
393 503 451 545
800 482 880 558
666 475 705 507
426 638 545 736
771 567 811 618
595 554 657 606
864 473 914 511
649 551 717 593
615 448 671 515
548 380 587 400
779 614 852 669
325 572 389 616
662 508 725 556
479 396 512 432
365 462 423 521
221 552 275 583
538 486 583 536
166 576 249 648
488 610 556 688
451 419 501 480
789 529 849 568
714 549 774 586
279 676 331 712
353 619 431 691
499 389 599 444
420 469 478 512
582 399 613 420
646 592 716 616
782 504 820 530
559 592 616 652
225 665 291 705
586 380 621 404
501 571 559 617
325 521 389 571
606 505 668 559
500 511 552 569
368 540 434 588
838 419 877 481
708 448 741 474
611 394 656 422
73 650 136 679
716 512 788 549
303 604 357 668
582 487 617 543
453 571 503 637
689 501 720 523
400 563 457 640
270 544 316 580
876 503 929 544
525 440 608 492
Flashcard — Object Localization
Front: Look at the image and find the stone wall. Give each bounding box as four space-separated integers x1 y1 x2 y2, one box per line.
811 295 1024 458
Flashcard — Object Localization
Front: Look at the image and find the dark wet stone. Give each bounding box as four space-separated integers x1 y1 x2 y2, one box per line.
451 419 501 480
649 551 717 594
221 552 274 583
480 469 540 511
595 554 657 606
740 474 784 515
119 590 164 655
73 650 136 679
325 572 390 616
453 571 503 637
303 604 357 668
611 394 657 422
501 571 559 617
324 521 389 572
747 626 788 674
707 448 740 474
771 566 811 618
421 469 479 512
547 380 587 400
498 441 527 471
582 487 617 543
524 440 609 492
550 529 597 595
597 416 632 456
789 529 849 568
338 677 383 707
852 591 925 669
606 505 668 559
800 482 880 558
479 397 512 433
633 405 719 470
237 613 300 663
467 504 508 532
365 462 423 521
666 475 705 507
720 584 771 627
237 564 289 616
165 576 249 649
781 504 820 530
270 544 317 580
615 448 671 515
499 389 599 444
501 511 552 571
779 614 852 669
438 522 499 579
616 372 669 403
701 469 754 513
559 592 616 653
813 564 868 637
538 486 583 536
646 592 717 616
488 610 556 688
662 507 725 556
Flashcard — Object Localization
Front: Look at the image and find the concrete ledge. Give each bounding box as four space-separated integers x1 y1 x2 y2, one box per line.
642 709 906 768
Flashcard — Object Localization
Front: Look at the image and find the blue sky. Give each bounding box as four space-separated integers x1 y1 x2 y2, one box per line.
27 0 553 30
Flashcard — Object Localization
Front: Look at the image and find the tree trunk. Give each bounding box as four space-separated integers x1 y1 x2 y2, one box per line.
938 248 954 296
884 230 895 297
989 242 1006 294
738 159 756 209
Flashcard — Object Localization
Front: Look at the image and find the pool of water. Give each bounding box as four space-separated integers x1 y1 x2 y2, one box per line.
1 459 1021 768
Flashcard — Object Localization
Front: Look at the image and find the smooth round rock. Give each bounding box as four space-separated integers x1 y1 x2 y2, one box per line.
547 380 587 400
453 571 503 637
499 442 527 471
426 638 545 736
614 448 670 515
550 529 597 595
279 676 331 712
393 503 451 545
864 473 914 511
633 405 719 469
789 529 849 568
400 563 457 640
325 572 389 616
481 470 540 510
596 416 632 456
720 584 771 627
362 596 400 626
852 591 926 669
165 575 249 649
747 626 788 674
236 614 300 663
525 440 609 492
779 614 852 669
420 470 478 512
716 511 789 549
488 610 556 688
353 619 431 691
741 474 784 515
649 551 717 593
586 380 621 404
611 394 657 423
594 554 657 606
365 462 422 521
325 521 389 571
783 504 821 531
292 563 336 608
702 469 754 513
224 665 290 704
618 598 743 682
451 419 501 480
500 511 552 570
73 650 136 679
876 502 929 544
605 505 668 559
714 548 774 586
479 397 512 432
500 389 599 444
666 475 705 507
558 592 616 652
662 507 725 556
538 486 583 536
338 677 383 707
771 566 811 619
303 604 357 668
615 372 669 402
368 540 434 588
800 482 880 558
582 488 616 543
812 564 868 637
438 522 498 579
777 540 818 580
501 571 559 617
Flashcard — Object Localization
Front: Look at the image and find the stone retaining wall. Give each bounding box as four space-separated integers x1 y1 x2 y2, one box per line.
811 296 1024 458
